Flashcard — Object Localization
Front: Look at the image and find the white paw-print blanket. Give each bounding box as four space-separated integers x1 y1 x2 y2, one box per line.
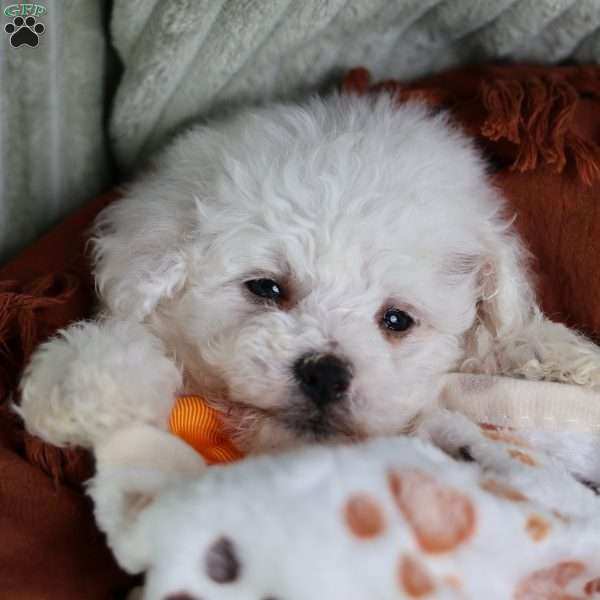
89 375 600 600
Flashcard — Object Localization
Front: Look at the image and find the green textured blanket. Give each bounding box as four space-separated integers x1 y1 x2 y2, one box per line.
3 0 600 263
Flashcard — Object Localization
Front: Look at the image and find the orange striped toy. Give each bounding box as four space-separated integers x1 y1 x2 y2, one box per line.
169 395 244 465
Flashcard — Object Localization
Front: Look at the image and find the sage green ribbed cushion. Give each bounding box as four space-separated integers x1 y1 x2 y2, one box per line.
109 0 600 170
0 0 107 263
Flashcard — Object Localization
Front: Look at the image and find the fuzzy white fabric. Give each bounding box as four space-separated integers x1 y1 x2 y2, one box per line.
18 92 600 478
89 410 600 600
440 373 600 482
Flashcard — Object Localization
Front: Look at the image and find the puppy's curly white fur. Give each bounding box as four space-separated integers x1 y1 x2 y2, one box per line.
18 93 600 458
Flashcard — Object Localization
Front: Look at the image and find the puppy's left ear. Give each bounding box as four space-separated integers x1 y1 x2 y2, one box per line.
466 221 600 386
91 191 193 321
88 425 206 573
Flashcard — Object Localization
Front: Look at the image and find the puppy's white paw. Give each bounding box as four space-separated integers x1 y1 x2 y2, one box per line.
18 319 182 448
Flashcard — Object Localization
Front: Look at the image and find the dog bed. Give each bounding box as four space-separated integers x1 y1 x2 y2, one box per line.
2 63 600 598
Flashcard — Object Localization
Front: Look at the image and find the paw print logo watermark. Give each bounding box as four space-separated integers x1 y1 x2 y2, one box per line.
5 15 44 47
3 3 46 48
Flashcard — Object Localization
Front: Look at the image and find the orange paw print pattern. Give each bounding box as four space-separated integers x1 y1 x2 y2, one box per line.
480 478 528 502
388 470 476 554
344 494 386 539
584 577 600 595
515 561 586 600
525 514 550 542
483 429 530 448
398 555 435 597
508 449 538 467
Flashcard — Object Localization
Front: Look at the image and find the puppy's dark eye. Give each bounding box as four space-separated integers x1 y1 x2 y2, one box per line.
382 308 414 332
245 278 283 302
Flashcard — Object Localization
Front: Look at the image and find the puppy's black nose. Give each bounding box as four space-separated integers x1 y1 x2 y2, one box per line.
293 352 352 407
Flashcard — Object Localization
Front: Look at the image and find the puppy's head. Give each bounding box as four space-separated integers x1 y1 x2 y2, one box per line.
94 94 532 452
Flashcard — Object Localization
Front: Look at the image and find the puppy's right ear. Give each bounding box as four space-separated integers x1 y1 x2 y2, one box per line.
88 424 206 573
91 191 193 320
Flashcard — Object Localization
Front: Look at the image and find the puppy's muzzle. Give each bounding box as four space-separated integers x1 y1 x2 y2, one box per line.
293 352 352 407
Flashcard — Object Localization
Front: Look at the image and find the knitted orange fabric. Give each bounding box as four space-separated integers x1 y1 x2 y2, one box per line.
169 395 244 464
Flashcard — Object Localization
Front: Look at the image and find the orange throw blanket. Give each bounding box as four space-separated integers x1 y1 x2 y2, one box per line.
3 65 600 598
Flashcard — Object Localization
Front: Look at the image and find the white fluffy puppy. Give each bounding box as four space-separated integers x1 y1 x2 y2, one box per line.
18 93 600 457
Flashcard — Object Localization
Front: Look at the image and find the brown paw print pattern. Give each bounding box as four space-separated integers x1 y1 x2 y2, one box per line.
205 536 241 584
162 535 282 600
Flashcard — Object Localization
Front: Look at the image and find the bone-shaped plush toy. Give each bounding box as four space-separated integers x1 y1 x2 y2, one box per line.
88 374 600 600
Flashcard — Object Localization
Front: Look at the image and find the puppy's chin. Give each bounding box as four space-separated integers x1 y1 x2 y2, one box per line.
223 400 367 454
218 385 432 453
229 415 310 454
208 383 427 454
278 403 361 440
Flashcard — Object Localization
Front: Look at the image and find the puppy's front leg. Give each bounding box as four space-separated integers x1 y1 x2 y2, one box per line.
18 318 182 448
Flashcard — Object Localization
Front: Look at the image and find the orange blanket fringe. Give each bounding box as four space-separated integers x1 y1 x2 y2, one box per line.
343 66 600 185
